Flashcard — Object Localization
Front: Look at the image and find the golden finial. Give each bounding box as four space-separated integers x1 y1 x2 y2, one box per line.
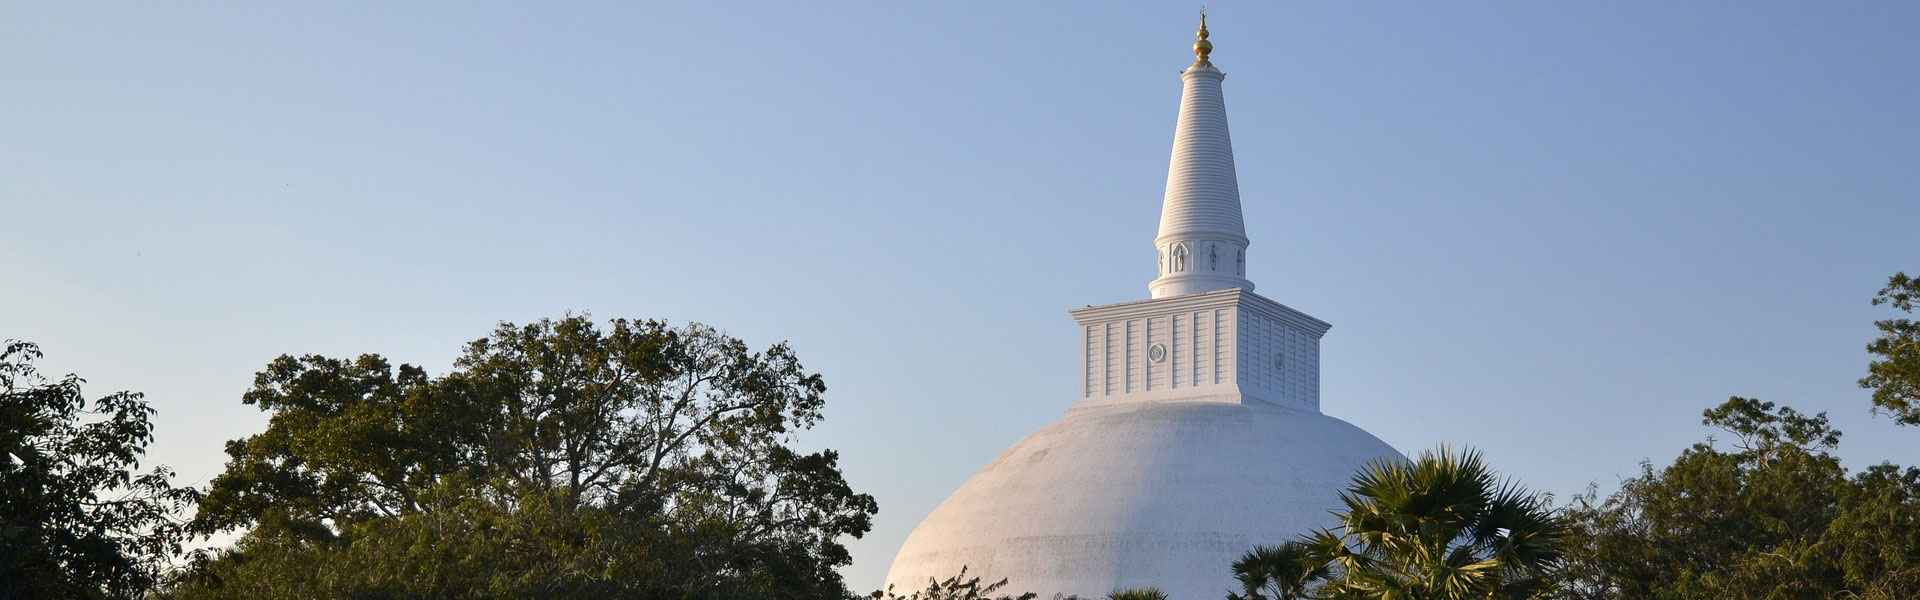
1193 11 1214 67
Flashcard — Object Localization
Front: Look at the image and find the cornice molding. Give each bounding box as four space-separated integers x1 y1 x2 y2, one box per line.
1069 288 1330 338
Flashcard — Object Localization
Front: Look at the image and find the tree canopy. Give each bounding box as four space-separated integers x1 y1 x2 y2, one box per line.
1554 273 1920 600
1557 396 1920 599
0 341 197 599
1863 272 1920 425
171 317 876 599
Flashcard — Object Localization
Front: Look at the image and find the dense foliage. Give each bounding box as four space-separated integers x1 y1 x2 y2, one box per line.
1552 274 1920 600
1231 447 1567 600
1556 397 1920 599
1863 272 1920 425
0 341 197 599
170 317 876 599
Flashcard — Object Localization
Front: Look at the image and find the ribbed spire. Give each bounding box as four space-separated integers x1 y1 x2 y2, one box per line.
1149 17 1252 299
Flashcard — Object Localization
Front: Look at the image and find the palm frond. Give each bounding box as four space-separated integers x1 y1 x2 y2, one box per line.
1292 445 1569 600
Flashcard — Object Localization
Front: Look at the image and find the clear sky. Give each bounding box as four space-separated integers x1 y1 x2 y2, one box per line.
4 2 1917 592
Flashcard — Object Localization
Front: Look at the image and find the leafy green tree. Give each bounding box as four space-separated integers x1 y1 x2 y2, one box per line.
1557 274 1920 600
171 317 876 599
1819 463 1920 597
1233 447 1566 600
1863 272 1920 425
1558 397 1920 599
0 341 198 599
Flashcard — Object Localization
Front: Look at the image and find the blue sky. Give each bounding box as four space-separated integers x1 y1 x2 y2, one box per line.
4 2 1917 591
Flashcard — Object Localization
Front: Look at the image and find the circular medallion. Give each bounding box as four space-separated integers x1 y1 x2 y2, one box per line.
1147 343 1167 363
1273 352 1286 370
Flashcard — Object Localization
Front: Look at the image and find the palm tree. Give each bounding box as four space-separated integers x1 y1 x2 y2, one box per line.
1233 446 1568 600
1230 542 1326 600
1106 587 1170 600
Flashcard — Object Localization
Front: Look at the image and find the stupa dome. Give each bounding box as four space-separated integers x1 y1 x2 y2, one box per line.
883 402 1398 598
884 18 1402 599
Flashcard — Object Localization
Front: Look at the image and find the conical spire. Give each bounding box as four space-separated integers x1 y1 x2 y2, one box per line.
1149 16 1252 299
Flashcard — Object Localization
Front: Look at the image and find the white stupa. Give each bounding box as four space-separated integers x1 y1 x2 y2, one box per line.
883 18 1402 599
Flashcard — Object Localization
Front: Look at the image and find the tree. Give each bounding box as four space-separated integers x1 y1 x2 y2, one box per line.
1229 542 1325 600
171 317 877 599
1105 587 1170 600
0 340 198 599
1233 447 1567 600
1863 272 1920 425
867 566 1038 600
1556 273 1920 600
1558 397 1920 599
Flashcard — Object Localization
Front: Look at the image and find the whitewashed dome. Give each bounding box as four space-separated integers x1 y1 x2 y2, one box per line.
882 402 1399 598
884 18 1403 600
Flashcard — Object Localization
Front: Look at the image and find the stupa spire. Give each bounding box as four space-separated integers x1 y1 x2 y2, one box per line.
1149 15 1252 299
887 22 1383 598
1193 12 1213 67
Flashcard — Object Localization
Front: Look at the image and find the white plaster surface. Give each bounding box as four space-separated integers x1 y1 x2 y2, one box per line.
1070 288 1329 413
1151 64 1254 300
882 401 1400 599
